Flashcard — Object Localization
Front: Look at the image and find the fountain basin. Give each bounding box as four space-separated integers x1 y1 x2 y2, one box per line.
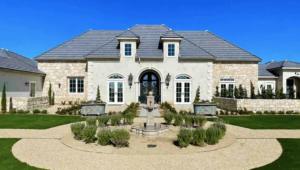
131 123 169 136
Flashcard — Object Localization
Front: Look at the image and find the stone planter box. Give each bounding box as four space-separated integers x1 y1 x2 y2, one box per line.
81 102 106 116
194 103 217 115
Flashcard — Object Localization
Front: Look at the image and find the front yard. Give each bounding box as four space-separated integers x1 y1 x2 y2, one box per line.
0 115 84 129
220 115 300 129
0 138 41 170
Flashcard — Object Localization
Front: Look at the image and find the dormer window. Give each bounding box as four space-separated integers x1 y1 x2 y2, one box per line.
168 44 175 57
124 44 132 56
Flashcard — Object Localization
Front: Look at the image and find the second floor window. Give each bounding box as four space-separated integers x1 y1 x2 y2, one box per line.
125 43 132 56
168 44 175 56
69 77 84 93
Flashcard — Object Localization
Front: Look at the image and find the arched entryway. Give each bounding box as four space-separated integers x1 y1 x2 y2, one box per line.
139 70 161 103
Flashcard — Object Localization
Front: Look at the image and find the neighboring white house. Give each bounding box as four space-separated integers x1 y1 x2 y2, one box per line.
0 49 44 98
0 49 45 111
258 61 300 98
35 24 261 111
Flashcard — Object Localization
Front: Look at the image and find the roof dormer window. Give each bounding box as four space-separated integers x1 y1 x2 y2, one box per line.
124 43 132 56
168 44 175 57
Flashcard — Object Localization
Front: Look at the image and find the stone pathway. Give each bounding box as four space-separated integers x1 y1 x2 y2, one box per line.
1 120 300 170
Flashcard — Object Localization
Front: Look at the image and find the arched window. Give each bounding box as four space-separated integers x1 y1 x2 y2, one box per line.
108 74 124 104
175 74 191 104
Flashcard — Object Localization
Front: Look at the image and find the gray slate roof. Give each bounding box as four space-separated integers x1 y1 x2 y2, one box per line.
36 25 261 62
258 60 300 78
0 49 44 74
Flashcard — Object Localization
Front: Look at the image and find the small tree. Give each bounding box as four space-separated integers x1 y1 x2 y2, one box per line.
266 87 273 99
51 92 55 105
243 88 248 98
1 84 7 113
9 97 13 111
250 81 255 99
238 85 244 99
261 86 267 99
257 89 261 99
234 86 239 98
96 85 101 102
48 83 52 105
194 86 201 103
215 86 220 97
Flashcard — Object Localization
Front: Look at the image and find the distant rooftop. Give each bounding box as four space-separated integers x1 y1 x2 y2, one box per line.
0 49 44 74
259 60 300 78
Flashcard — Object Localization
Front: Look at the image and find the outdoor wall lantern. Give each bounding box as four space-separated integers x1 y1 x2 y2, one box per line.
25 81 29 86
128 73 133 88
165 73 171 88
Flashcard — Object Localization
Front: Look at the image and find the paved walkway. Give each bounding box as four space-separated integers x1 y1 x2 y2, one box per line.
1 121 300 170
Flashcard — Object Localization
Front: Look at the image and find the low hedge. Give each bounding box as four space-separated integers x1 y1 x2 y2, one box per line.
177 128 193 148
82 125 97 143
110 129 130 147
97 129 112 146
71 122 85 140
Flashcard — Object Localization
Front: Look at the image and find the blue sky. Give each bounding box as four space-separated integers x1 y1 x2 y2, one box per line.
0 0 299 62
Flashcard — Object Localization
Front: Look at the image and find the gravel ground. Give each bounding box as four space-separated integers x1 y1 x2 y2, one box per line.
2 118 299 170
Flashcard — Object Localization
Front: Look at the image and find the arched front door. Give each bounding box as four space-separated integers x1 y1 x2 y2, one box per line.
139 70 161 103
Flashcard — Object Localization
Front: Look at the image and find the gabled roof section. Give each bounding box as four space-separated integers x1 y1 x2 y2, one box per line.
258 64 277 78
266 60 300 70
161 30 183 39
0 49 44 74
116 30 139 39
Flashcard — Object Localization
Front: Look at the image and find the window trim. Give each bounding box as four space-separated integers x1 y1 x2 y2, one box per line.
68 77 84 94
167 43 175 57
174 76 192 104
219 78 235 97
124 43 132 57
107 77 124 105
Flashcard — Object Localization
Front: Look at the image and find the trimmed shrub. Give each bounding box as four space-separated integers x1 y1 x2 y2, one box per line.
255 111 263 115
286 111 294 115
33 109 41 114
174 114 183 126
212 121 226 138
70 123 85 140
98 115 110 127
86 117 97 126
160 102 177 113
41 110 48 114
278 111 285 115
17 110 30 114
177 128 193 148
192 128 206 146
184 115 193 127
110 114 122 126
82 125 97 143
192 116 207 127
123 113 135 125
97 129 112 146
205 126 222 145
163 111 174 125
110 129 130 147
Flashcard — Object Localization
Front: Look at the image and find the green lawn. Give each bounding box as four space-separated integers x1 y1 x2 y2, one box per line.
0 138 42 170
0 114 84 129
254 139 300 170
220 115 300 129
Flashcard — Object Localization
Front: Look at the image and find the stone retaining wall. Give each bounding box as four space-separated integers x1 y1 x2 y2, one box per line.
214 97 300 112
0 96 49 111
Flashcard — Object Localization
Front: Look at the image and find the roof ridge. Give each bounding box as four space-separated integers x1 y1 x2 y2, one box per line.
206 31 261 61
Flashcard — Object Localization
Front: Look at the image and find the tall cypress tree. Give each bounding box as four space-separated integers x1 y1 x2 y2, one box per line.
96 85 101 102
215 86 220 97
234 86 239 98
194 86 201 103
9 97 13 112
51 92 55 105
1 84 7 113
238 85 244 98
48 83 52 105
250 81 255 99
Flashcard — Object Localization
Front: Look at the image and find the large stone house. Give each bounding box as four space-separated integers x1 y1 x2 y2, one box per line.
35 24 261 111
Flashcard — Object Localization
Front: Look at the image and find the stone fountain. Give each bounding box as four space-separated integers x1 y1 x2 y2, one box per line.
131 91 168 136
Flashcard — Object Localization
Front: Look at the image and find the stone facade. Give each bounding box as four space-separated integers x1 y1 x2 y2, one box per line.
213 62 258 96
214 97 300 112
0 96 48 111
38 61 88 104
